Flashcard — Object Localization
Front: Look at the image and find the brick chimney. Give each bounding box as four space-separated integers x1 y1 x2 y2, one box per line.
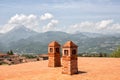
48 41 61 67
62 41 78 75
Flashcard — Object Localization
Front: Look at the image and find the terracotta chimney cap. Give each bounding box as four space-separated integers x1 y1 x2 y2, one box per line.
63 41 78 48
48 41 60 47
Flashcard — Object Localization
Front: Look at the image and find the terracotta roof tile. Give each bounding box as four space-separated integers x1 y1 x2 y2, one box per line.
63 41 78 48
0 53 8 56
48 41 60 47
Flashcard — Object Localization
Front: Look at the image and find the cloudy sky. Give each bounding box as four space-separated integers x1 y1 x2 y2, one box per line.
0 0 120 33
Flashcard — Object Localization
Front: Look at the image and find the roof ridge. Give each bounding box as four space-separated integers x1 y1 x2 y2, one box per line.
48 41 60 47
63 41 78 48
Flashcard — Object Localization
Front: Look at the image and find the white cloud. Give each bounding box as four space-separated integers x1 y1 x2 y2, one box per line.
0 24 15 33
0 14 40 33
40 13 53 20
96 20 113 30
42 19 59 32
67 19 120 33
0 13 59 33
0 14 120 34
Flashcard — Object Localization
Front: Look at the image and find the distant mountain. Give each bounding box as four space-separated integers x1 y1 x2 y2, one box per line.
26 31 87 43
0 33 3 37
0 26 38 44
0 27 120 54
7 31 88 53
75 32 105 38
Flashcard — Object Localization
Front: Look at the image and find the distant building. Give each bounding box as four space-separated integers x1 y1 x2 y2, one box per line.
36 54 48 61
0 53 8 58
0 53 26 65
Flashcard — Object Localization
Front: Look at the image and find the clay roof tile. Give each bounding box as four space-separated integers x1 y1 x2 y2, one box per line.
48 41 60 47
63 41 78 48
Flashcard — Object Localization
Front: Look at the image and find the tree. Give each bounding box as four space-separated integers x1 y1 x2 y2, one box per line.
99 52 103 57
7 51 10 55
7 50 14 55
111 47 120 58
10 50 14 55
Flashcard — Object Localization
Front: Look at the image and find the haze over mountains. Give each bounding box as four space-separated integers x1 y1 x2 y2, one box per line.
0 26 120 54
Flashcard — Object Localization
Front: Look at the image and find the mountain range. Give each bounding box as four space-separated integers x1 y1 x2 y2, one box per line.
0 26 120 54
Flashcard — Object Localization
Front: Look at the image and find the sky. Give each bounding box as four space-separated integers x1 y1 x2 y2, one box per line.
0 0 120 34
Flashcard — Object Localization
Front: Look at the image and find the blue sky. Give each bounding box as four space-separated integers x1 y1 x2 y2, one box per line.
0 0 120 33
